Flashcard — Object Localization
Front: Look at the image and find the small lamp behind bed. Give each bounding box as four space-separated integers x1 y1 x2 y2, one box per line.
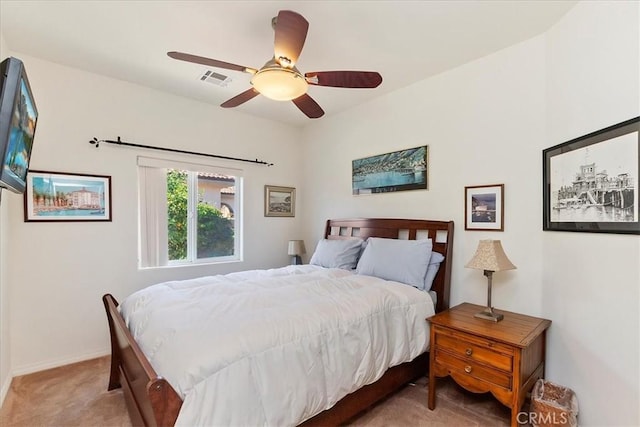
288 240 306 265
465 239 516 322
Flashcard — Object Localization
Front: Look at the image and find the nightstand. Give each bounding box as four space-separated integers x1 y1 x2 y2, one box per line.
427 303 551 427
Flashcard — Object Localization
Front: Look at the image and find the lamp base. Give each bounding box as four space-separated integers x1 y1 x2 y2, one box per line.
290 255 302 265
474 307 504 322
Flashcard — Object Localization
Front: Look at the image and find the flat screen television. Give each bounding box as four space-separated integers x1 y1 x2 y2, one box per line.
0 57 38 194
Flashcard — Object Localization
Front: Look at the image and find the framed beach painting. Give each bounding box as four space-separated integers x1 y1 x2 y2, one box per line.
352 146 428 195
465 184 504 231
543 117 639 234
24 170 112 222
264 185 295 217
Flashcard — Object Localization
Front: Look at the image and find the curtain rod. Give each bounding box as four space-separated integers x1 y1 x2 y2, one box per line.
89 136 274 166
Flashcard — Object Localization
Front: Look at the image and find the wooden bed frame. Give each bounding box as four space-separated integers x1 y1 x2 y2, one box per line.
103 218 454 427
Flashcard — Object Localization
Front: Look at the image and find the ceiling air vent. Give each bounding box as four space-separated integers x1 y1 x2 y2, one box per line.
200 70 232 87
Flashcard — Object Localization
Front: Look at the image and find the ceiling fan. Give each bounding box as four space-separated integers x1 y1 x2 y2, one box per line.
168 10 382 119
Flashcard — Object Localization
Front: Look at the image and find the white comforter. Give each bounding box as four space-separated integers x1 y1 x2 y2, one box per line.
120 265 435 426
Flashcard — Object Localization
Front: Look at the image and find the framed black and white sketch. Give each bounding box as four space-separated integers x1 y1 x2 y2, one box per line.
465 184 504 231
543 116 639 234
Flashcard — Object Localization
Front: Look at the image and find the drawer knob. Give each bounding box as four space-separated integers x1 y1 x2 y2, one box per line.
464 365 472 373
465 348 473 356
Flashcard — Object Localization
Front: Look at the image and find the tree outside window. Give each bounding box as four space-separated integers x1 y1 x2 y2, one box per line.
166 170 235 261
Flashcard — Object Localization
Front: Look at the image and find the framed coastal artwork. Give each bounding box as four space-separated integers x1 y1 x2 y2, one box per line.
352 146 428 195
24 170 112 222
264 185 295 217
464 184 504 231
543 116 639 235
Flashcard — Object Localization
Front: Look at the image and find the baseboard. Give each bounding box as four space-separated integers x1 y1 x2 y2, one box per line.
0 374 11 409
11 348 110 377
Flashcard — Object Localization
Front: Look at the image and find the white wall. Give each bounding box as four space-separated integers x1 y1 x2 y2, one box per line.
543 2 640 425
301 2 638 425
3 54 305 375
301 35 547 315
0 189 9 406
0 31 13 405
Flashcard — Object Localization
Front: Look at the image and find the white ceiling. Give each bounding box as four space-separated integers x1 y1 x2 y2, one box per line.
0 1 576 128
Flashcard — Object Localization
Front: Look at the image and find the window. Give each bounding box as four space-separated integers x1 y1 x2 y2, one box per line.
138 157 242 268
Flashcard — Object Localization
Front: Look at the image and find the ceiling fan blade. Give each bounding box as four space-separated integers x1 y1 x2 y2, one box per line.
273 10 309 67
292 94 324 119
221 88 260 108
167 51 257 74
305 71 383 88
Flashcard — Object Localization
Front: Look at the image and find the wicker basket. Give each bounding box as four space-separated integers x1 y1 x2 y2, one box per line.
530 379 578 427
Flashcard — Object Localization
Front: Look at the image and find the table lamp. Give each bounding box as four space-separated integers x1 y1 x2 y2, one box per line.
287 240 306 265
465 239 516 322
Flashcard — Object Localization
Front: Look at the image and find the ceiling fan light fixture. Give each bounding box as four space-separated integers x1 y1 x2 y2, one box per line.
251 67 308 101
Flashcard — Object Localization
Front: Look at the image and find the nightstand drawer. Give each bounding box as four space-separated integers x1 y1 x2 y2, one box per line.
435 329 513 372
435 349 512 390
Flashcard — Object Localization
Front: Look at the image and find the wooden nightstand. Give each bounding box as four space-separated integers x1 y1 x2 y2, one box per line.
427 303 551 427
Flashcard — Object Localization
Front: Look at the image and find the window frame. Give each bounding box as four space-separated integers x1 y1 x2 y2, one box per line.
138 156 243 269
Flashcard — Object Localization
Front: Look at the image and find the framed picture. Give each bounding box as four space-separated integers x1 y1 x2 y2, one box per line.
264 185 295 217
465 184 504 231
543 117 639 235
352 145 427 195
24 170 112 222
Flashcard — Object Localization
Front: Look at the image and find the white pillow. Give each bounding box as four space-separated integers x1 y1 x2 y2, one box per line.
309 238 364 270
356 237 432 288
423 251 445 291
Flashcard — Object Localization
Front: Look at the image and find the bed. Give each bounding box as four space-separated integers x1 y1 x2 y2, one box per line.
103 218 454 426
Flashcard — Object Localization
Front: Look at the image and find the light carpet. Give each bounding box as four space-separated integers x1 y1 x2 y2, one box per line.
1 356 518 426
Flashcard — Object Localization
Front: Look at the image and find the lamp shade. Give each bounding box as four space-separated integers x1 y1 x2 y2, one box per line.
465 240 516 272
287 240 306 256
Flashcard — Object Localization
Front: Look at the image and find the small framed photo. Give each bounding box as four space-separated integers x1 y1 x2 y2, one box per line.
464 184 504 231
24 170 112 222
543 117 639 234
264 185 295 217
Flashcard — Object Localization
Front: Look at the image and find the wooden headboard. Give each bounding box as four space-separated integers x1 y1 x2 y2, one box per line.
324 218 454 313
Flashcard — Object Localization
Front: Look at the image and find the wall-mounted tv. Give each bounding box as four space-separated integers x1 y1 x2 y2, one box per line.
0 57 38 194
